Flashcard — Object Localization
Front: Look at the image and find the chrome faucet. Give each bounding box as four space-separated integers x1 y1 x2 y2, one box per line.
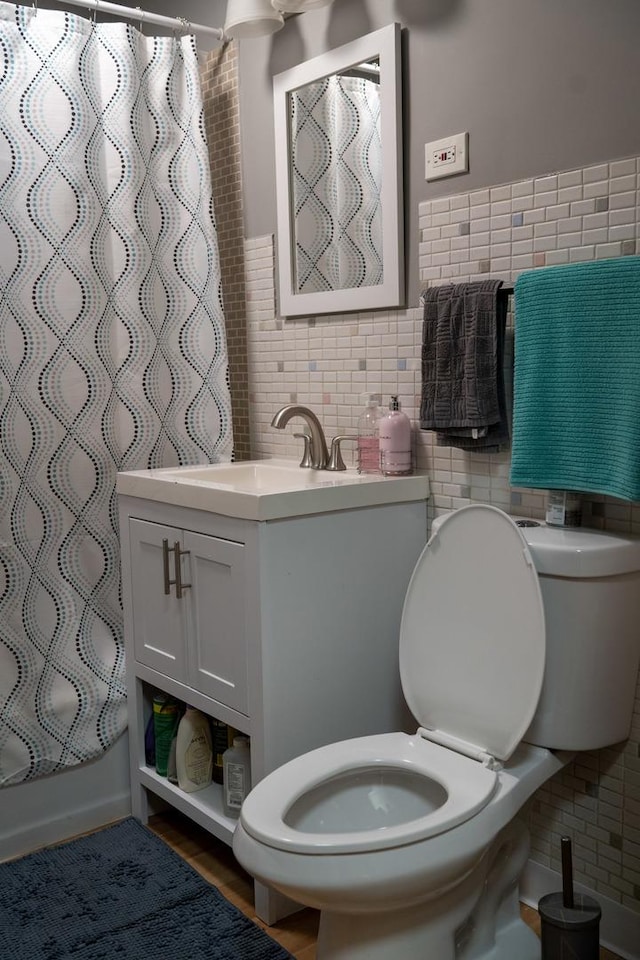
270 405 330 469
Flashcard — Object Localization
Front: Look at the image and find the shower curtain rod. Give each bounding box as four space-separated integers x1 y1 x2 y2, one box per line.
50 0 225 41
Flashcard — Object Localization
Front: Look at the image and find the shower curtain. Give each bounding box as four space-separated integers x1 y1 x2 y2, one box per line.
0 2 233 785
291 74 383 294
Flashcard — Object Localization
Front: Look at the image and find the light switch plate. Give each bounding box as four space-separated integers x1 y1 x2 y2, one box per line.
425 132 469 181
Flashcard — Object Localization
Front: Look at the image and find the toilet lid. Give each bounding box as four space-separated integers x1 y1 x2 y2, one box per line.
400 504 546 763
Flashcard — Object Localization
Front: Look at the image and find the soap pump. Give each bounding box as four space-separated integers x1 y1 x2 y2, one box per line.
379 396 413 476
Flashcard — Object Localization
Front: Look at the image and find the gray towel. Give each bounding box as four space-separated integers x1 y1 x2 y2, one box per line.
420 280 510 452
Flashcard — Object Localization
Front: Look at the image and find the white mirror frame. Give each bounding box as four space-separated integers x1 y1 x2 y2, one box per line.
273 22 404 318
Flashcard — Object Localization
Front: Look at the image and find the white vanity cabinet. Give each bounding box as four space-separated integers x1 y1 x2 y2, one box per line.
118 479 428 922
128 519 247 712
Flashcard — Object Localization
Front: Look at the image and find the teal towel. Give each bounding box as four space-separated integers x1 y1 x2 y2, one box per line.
510 256 640 502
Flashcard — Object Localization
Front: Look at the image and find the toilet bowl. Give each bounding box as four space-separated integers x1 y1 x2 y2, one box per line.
241 732 496 855
234 734 566 912
234 505 640 960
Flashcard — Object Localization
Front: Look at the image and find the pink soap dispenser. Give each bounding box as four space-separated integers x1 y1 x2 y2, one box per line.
379 396 413 476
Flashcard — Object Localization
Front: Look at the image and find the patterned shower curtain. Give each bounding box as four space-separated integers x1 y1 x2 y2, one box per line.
291 74 383 294
0 2 233 785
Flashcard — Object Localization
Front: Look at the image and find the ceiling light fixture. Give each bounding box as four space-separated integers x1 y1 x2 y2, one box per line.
271 0 334 11
224 0 285 39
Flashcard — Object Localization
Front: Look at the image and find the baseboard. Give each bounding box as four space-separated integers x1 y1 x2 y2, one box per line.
521 859 640 960
1 791 132 862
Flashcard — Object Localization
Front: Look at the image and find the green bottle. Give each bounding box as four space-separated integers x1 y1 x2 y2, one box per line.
152 694 181 777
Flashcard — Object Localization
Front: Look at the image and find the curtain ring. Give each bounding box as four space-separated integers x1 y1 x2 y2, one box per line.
32 0 38 14
91 0 98 24
177 16 190 35
135 6 145 31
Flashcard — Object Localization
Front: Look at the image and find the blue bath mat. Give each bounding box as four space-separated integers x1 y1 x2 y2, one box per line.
0 817 292 960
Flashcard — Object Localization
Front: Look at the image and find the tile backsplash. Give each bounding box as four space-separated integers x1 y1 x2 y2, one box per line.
202 43 250 460
242 156 640 914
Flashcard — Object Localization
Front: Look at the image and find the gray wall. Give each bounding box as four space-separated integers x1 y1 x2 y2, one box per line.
149 0 640 307
239 0 640 306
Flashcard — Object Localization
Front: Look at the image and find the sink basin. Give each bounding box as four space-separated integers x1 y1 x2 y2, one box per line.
116 459 429 521
162 461 368 491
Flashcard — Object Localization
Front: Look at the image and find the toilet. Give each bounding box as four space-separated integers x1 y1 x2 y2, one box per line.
233 505 640 960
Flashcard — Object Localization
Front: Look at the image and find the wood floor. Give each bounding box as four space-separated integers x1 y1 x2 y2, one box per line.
147 809 621 960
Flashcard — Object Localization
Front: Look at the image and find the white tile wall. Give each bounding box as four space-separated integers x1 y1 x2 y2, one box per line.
244 156 640 913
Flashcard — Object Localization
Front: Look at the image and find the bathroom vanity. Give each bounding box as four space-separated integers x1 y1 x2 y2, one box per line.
117 460 429 922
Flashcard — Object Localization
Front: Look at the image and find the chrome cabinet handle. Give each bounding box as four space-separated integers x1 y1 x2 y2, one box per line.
173 541 191 599
162 538 172 595
162 538 191 599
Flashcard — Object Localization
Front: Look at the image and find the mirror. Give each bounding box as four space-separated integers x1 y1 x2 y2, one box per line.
273 23 404 317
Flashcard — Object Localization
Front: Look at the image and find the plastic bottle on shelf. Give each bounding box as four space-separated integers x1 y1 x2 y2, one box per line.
167 730 179 785
379 396 413 476
176 706 213 793
357 394 383 474
211 718 229 785
222 736 252 818
144 714 156 768
152 694 181 777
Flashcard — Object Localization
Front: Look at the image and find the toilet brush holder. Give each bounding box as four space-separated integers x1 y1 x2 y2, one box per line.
539 837 601 959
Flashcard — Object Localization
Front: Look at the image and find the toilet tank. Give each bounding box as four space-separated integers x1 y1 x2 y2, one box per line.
430 514 640 752
520 522 640 751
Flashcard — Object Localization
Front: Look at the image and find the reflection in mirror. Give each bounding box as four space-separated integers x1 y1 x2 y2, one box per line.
290 58 382 295
274 24 404 317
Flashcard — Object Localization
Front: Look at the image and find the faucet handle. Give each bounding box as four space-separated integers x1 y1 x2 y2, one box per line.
327 435 357 472
293 432 314 468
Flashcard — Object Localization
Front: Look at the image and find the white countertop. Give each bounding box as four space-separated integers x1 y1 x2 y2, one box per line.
116 459 430 521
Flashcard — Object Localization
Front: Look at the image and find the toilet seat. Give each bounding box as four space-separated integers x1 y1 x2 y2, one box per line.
401 504 546 763
239 732 498 854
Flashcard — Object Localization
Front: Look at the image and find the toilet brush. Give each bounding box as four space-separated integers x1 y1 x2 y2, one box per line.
538 836 601 959
561 835 574 909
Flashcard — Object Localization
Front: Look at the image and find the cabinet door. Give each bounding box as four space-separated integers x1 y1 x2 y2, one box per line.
184 530 248 714
129 519 187 682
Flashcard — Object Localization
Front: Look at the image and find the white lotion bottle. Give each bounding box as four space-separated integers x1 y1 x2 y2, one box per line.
176 706 213 793
223 736 252 818
379 395 413 476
